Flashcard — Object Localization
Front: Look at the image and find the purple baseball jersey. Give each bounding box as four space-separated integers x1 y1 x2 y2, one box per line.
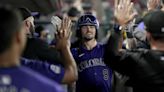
0 66 64 92
71 43 112 92
21 58 65 83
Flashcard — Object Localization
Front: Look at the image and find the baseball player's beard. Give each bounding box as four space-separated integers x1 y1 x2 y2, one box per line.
83 35 95 41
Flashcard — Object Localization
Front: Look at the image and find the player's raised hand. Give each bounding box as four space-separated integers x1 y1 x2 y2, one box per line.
114 0 137 26
147 0 160 11
55 16 72 50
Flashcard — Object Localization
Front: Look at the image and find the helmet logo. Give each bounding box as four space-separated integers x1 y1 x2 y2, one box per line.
86 17 93 23
77 14 99 29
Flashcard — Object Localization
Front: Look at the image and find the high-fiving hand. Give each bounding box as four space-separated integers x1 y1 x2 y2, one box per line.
147 0 161 11
114 0 137 26
55 17 72 50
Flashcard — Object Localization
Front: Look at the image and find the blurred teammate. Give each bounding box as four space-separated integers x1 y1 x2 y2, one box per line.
19 8 77 84
0 6 63 92
104 0 164 92
19 7 62 63
21 16 78 84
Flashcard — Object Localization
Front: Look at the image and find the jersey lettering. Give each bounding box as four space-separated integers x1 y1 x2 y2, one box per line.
78 58 105 72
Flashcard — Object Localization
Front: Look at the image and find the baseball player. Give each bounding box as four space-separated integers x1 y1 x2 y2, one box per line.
104 0 164 92
0 6 63 92
71 14 113 92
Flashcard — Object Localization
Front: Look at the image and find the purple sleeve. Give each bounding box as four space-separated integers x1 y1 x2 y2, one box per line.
21 58 65 83
137 22 145 31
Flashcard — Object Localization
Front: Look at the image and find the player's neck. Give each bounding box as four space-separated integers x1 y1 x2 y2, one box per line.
83 39 97 50
0 49 20 68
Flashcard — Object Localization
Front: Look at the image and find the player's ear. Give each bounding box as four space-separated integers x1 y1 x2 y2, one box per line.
23 20 31 34
25 20 31 28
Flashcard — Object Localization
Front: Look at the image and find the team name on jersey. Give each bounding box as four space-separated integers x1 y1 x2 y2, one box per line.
0 86 30 92
78 58 106 72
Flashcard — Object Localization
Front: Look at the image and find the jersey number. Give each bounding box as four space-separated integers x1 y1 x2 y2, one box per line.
103 69 109 80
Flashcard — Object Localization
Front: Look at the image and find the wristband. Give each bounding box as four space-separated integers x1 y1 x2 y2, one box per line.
114 24 122 32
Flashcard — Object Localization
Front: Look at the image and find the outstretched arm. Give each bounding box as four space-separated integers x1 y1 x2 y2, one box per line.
104 0 136 75
55 17 78 84
147 0 161 11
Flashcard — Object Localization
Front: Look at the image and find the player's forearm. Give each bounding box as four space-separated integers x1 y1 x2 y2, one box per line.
104 29 123 67
106 29 123 55
60 47 78 83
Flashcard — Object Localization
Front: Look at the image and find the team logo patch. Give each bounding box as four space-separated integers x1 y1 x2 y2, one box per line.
0 75 11 85
50 65 61 74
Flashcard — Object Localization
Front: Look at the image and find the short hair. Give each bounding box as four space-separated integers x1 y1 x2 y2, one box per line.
0 6 22 53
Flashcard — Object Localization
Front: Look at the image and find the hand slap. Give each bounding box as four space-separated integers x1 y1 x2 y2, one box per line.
114 0 137 26
55 17 72 50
